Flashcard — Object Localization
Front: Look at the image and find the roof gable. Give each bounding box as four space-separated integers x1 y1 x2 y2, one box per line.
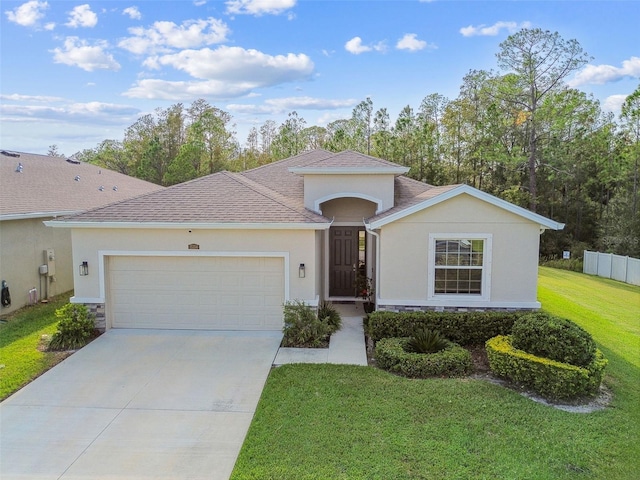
368 184 564 230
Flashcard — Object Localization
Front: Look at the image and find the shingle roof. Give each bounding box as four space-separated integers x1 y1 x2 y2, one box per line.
48 149 446 226
0 151 164 219
294 150 407 170
56 171 328 224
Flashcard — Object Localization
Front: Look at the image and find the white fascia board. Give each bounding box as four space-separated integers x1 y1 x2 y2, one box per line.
369 184 565 230
44 220 332 230
2 211 78 222
288 166 409 175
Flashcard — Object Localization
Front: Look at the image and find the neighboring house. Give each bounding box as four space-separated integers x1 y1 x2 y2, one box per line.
46 150 564 331
0 151 164 315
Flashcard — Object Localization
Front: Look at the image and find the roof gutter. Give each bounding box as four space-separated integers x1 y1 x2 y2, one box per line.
43 220 333 230
1 211 79 222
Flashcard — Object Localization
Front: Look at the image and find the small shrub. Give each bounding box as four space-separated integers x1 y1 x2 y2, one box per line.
367 310 524 346
405 328 449 354
282 300 331 348
318 301 342 333
511 313 597 368
48 303 96 351
375 337 473 378
486 335 607 401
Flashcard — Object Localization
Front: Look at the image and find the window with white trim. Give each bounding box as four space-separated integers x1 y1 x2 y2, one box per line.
429 234 491 299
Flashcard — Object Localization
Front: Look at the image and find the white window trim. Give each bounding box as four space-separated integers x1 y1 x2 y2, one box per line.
428 233 492 302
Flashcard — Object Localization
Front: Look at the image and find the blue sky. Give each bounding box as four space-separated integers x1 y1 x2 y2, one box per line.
1 0 639 155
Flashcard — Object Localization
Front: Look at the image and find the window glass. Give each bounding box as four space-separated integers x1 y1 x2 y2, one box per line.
434 239 484 295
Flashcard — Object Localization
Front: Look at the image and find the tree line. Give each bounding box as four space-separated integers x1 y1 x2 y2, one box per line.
61 29 639 258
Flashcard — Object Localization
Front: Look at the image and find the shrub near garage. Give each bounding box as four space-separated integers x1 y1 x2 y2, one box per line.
282 300 341 348
48 303 97 351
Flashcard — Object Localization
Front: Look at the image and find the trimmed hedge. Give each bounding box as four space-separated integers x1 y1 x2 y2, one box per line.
367 310 526 346
486 335 607 401
511 313 597 367
375 337 473 378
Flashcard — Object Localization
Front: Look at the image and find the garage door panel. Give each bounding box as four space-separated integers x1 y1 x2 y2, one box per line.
108 256 284 330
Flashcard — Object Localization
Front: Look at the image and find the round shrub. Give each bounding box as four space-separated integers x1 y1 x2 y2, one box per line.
375 337 472 378
511 313 596 368
486 335 607 401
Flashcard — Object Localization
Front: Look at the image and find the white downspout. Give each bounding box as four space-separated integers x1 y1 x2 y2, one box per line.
364 220 380 306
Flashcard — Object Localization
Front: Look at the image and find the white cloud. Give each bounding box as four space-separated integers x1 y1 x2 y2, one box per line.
123 79 256 100
227 96 358 114
65 4 98 28
460 21 531 37
51 37 120 71
5 1 48 27
0 100 139 124
194 0 207 6
568 57 640 87
44 21 55 30
396 33 435 52
119 18 230 55
152 46 313 82
345 36 387 54
602 94 628 115
0 93 65 102
225 0 296 16
123 6 142 20
125 46 314 100
345 37 371 55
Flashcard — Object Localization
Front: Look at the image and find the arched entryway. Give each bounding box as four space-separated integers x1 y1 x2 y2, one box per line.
320 197 377 300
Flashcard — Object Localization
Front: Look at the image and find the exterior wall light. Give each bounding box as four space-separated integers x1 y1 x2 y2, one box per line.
79 261 89 276
299 263 306 278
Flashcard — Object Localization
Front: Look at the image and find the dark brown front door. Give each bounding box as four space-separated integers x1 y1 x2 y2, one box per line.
329 226 362 297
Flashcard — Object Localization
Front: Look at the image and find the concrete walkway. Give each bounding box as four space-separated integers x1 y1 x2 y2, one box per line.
274 303 368 366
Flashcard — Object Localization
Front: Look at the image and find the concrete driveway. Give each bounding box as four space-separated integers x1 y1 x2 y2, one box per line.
0 329 282 480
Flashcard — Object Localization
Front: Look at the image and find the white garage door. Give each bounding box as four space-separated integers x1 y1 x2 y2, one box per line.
108 256 285 330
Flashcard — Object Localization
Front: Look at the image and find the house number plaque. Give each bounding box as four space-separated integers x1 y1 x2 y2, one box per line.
188 243 200 250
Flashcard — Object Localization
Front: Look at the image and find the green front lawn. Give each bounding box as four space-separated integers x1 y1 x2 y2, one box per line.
232 269 640 479
0 293 73 400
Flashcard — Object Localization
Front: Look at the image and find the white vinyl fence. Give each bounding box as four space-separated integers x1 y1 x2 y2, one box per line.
583 250 640 286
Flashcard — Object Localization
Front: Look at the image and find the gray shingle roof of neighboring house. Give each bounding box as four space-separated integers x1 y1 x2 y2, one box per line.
49 149 446 226
0 150 164 220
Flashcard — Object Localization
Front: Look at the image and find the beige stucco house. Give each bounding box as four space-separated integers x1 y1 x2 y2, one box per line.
0 151 164 315
45 150 563 331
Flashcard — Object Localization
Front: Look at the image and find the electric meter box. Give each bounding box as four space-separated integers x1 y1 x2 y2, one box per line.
44 249 55 277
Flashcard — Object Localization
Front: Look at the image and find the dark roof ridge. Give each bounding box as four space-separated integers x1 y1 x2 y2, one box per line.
303 150 405 168
242 149 333 174
396 175 438 189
